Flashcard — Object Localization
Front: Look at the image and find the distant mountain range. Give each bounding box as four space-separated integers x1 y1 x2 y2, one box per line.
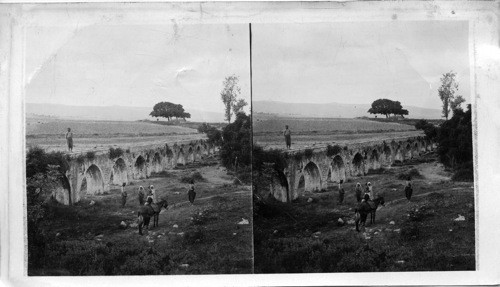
27 101 442 122
26 103 225 122
253 100 442 119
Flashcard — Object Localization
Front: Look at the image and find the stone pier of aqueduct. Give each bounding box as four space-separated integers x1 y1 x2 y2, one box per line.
54 139 217 205
269 137 436 203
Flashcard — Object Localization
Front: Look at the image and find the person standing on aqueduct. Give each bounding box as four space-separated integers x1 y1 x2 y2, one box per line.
65 128 73 152
283 125 291 150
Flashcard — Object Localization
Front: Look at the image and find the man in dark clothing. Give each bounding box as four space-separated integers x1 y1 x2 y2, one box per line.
120 183 127 207
355 182 363 203
283 125 291 150
138 186 145 205
188 179 196 204
338 180 345 205
405 177 413 201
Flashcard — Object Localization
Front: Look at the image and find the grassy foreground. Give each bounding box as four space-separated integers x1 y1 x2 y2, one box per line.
254 153 475 273
29 160 253 275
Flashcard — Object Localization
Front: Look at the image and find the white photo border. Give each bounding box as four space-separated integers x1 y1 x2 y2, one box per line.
1 1 499 286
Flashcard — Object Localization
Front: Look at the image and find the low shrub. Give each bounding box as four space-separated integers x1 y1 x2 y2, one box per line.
149 171 170 178
191 210 217 225
86 151 96 161
37 237 172 275
400 222 421 241
397 168 422 180
183 229 205 245
180 172 204 183
304 149 314 158
452 167 474 182
366 168 385 175
108 147 124 159
407 205 435 222
326 144 342 157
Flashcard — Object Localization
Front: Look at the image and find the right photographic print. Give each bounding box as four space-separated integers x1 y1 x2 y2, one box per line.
252 21 475 273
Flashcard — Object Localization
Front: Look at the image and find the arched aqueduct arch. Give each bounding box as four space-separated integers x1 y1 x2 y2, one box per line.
61 139 213 205
82 164 105 195
271 170 289 202
330 155 346 183
404 143 413 160
266 136 435 203
302 161 322 192
369 149 381 170
134 155 147 179
351 152 365 176
151 152 162 173
188 146 195 163
394 145 403 162
382 145 392 165
111 158 128 186
178 150 186 166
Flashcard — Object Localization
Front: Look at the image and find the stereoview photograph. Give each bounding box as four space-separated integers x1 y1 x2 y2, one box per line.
251 21 475 273
25 22 253 275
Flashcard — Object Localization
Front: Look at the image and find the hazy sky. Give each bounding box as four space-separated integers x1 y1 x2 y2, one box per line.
253 21 470 109
26 21 470 113
25 24 251 114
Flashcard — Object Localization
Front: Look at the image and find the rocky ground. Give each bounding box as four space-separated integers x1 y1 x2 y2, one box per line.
254 152 475 272
31 158 253 275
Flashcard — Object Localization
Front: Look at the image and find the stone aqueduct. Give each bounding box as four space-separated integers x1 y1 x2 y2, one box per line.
269 136 436 203
56 139 216 205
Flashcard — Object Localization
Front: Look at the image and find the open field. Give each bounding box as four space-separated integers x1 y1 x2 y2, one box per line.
26 118 199 136
30 158 253 275
26 118 205 153
253 114 417 133
253 115 423 150
254 153 475 272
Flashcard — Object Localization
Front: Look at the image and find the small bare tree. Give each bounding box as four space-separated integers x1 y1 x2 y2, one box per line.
438 71 464 120
220 75 246 123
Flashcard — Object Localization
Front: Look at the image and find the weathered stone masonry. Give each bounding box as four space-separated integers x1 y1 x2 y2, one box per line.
54 139 216 205
270 137 436 203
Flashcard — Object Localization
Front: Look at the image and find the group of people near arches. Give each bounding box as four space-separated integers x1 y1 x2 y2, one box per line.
336 178 413 205
120 181 198 207
336 180 375 205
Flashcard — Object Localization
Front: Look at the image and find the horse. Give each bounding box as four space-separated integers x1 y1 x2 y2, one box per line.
355 196 385 232
137 199 168 235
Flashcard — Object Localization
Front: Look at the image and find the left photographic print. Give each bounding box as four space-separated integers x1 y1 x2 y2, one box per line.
25 21 252 275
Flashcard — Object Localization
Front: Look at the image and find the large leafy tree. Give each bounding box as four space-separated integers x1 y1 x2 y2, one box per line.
437 104 472 170
220 75 247 123
219 112 251 168
150 102 190 121
438 71 465 120
197 123 222 145
368 99 409 118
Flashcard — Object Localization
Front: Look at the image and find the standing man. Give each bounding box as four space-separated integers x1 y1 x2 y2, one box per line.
120 183 127 207
404 177 413 201
283 125 291 150
65 128 73 152
338 180 345 205
138 186 145 205
149 185 158 204
188 179 196 205
367 182 374 199
355 182 363 203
